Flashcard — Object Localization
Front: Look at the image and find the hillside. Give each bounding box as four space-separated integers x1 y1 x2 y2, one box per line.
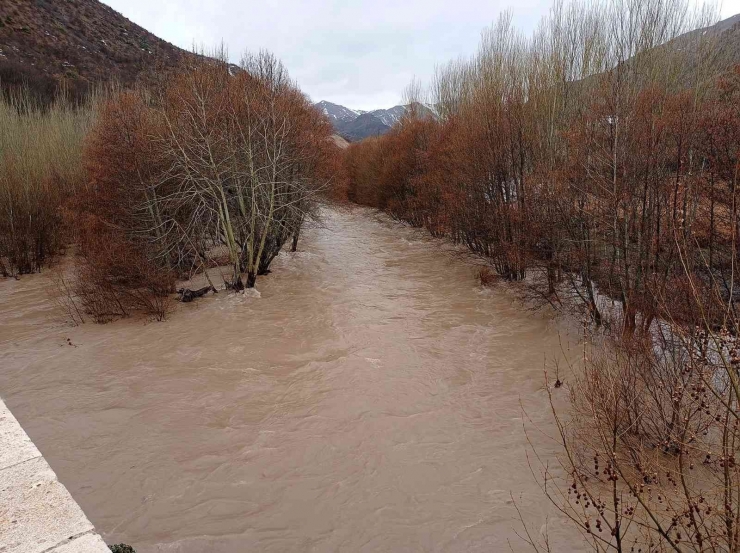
626 13 740 86
316 100 361 126
338 112 392 142
0 0 197 102
677 12 740 69
330 134 350 149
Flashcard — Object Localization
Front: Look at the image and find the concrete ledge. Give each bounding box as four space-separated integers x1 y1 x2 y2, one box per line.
0 399 109 553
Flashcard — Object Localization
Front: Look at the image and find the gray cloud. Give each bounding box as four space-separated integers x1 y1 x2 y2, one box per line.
101 0 740 110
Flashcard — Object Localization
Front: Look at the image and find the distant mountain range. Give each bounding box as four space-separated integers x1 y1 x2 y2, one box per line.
315 100 437 142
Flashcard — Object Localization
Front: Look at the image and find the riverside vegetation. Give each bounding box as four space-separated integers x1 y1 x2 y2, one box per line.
342 0 740 550
1 50 341 322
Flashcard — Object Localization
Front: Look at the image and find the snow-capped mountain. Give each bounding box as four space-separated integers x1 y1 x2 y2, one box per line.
314 101 438 142
315 101 362 126
367 105 409 127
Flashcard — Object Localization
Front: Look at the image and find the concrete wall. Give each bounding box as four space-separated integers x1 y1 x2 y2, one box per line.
0 399 109 553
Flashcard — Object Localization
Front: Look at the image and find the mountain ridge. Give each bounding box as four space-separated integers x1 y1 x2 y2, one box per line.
316 100 437 142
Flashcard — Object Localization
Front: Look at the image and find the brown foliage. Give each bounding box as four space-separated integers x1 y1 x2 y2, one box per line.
70 53 337 321
343 7 740 549
74 214 175 322
66 89 174 322
477 267 499 287
345 61 740 336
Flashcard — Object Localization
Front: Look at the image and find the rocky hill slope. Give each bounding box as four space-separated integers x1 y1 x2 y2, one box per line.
0 0 196 102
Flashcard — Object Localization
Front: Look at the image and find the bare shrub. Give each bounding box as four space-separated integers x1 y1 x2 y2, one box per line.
343 0 731 338
478 267 499 287
47 264 85 326
151 51 335 289
70 51 335 321
528 317 740 551
73 213 175 323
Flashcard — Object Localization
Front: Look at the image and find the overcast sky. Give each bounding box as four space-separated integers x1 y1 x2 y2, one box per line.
101 0 740 111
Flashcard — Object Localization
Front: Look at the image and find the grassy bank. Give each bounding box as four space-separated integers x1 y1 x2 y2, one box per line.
0 92 96 276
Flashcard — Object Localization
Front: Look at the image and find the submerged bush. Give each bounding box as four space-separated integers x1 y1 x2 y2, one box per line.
70 52 337 321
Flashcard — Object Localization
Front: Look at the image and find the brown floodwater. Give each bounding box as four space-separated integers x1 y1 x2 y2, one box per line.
0 207 585 552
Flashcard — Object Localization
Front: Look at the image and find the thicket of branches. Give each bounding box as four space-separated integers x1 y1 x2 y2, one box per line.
71 52 336 321
530 321 740 552
1 50 340 323
343 0 740 549
345 0 739 336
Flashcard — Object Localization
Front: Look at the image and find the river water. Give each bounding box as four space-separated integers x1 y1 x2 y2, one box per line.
0 207 584 552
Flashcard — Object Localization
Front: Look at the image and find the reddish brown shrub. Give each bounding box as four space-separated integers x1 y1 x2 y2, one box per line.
477 267 499 287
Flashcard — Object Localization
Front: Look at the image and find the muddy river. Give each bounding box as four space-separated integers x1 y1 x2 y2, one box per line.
0 207 584 552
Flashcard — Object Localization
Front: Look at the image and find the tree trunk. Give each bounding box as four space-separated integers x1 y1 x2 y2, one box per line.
178 286 215 303
622 303 636 339
226 274 244 292
291 229 300 253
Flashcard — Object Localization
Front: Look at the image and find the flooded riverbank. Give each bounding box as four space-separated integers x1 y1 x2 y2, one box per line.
0 207 584 552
